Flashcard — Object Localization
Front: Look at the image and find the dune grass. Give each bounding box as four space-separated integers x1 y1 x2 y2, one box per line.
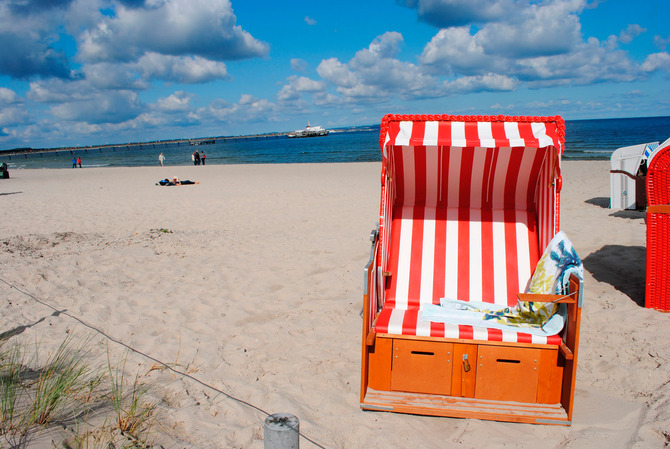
0 334 163 448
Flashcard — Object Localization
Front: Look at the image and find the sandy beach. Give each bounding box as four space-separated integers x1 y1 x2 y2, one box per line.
1 161 669 448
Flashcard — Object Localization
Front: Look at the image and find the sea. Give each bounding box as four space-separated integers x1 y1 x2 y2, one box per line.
2 116 669 170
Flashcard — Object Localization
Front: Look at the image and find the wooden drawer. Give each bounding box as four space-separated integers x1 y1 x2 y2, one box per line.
475 345 540 403
391 340 453 395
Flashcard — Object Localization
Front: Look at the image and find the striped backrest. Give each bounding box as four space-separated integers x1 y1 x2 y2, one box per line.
378 115 564 308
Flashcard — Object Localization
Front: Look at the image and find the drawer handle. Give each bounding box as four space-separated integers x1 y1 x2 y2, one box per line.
411 351 435 356
496 358 521 364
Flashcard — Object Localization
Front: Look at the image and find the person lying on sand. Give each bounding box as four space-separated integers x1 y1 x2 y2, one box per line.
156 177 199 186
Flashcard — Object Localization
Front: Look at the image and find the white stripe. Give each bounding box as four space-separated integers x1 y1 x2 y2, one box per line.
425 146 440 206
531 122 553 148
424 121 439 146
387 309 405 335
415 316 432 337
491 209 508 306
451 122 466 147
504 121 523 147
447 147 462 207
472 326 488 341
477 121 494 148
420 207 436 306
469 209 483 302
530 334 548 345
501 329 516 343
444 207 459 300
396 121 412 146
401 146 415 205
516 210 533 292
395 207 414 309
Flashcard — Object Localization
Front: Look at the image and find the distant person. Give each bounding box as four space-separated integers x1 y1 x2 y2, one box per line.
192 152 196 165
72 157 77 168
195 150 201 166
77 157 82 168
159 152 165 166
201 152 206 165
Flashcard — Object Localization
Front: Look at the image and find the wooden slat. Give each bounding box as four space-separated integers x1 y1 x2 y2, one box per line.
362 388 570 425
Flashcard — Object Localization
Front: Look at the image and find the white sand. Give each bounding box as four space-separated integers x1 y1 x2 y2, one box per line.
1 161 669 448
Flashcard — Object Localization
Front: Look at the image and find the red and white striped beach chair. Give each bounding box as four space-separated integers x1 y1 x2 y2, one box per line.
361 114 583 425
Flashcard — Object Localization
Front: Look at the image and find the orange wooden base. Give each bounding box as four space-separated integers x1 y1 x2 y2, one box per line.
361 388 570 425
362 335 570 425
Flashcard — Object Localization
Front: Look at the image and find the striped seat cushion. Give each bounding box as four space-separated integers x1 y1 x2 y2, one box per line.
373 205 563 345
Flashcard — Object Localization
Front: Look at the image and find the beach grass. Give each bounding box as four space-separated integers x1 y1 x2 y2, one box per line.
0 333 163 448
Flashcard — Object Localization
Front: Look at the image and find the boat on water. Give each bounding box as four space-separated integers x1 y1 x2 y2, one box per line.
287 122 329 138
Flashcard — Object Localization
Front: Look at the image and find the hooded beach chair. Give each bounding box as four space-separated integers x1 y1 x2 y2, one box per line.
361 114 583 425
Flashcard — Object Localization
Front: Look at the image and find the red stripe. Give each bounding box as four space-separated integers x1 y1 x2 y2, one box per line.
438 121 452 147
527 210 540 268
402 309 419 334
407 206 424 307
414 148 427 206
433 206 447 303
457 208 470 301
374 308 391 332
480 208 494 303
464 121 480 147
491 121 510 147
430 321 446 337
385 122 401 157
527 147 545 211
487 328 503 342
517 122 539 148
459 148 474 208
504 147 525 209
516 332 533 344
394 146 406 205
458 325 474 340
385 206 404 306
410 120 426 147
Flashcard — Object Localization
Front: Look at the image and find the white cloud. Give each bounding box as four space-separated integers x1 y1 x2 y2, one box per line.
474 1 585 58
305 16 317 25
155 91 195 112
444 73 518 94
50 90 144 124
135 53 229 83
618 24 646 44
290 58 308 72
78 0 269 63
641 52 670 72
278 76 328 101
0 88 20 105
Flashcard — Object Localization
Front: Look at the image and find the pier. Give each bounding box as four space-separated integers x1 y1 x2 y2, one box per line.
0 132 288 157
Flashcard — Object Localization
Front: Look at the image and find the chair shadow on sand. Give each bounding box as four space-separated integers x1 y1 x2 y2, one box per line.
583 245 646 307
585 197 646 220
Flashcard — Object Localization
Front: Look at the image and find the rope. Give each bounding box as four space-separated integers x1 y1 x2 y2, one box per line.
0 276 327 449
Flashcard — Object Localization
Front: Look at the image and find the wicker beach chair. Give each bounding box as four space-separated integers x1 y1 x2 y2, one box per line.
646 139 670 311
361 114 583 425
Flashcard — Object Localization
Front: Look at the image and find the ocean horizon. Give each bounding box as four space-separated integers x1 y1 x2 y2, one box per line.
2 115 669 170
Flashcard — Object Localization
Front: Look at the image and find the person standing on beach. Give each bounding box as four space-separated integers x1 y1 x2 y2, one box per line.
159 152 165 166
72 157 77 168
77 157 82 168
201 152 206 165
195 150 201 166
192 152 196 165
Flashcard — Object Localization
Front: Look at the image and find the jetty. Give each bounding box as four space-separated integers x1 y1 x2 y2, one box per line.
0 132 289 156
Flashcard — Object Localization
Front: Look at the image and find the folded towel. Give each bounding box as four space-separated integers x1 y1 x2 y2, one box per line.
420 231 582 336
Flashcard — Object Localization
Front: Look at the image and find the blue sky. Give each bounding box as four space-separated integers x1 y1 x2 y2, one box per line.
0 0 669 149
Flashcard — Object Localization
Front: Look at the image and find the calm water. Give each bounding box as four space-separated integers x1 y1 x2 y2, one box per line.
2 116 669 169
